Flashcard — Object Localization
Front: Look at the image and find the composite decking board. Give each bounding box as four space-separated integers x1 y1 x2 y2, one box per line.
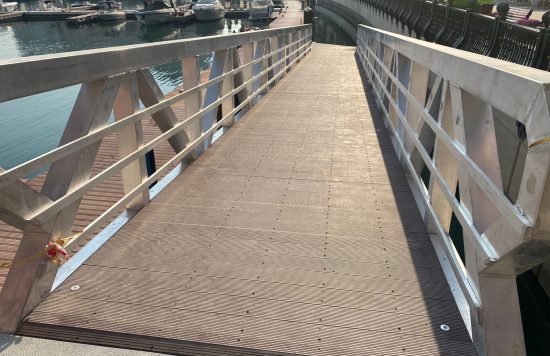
0 98 185 287
0 66 215 289
22 44 477 355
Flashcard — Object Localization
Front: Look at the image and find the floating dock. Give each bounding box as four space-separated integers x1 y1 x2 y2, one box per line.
0 11 23 23
225 9 250 19
66 12 99 25
1 8 248 24
23 10 96 21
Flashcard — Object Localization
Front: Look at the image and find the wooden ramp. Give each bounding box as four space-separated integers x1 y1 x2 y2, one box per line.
19 44 477 355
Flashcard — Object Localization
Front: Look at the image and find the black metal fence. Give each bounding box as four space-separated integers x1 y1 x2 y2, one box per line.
354 0 550 70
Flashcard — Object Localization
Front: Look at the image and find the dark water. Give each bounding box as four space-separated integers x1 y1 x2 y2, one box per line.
312 6 355 46
0 0 248 172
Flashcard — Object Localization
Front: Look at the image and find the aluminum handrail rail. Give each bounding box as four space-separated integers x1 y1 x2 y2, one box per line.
0 24 313 334
0 25 312 102
356 24 550 356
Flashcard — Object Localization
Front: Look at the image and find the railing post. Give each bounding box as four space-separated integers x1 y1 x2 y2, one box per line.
285 33 292 72
221 47 235 127
201 49 228 152
355 25 540 356
241 42 254 109
182 55 202 158
114 72 150 210
252 39 267 98
0 25 314 334
477 275 526 355
0 77 123 333
267 36 277 85
232 45 249 110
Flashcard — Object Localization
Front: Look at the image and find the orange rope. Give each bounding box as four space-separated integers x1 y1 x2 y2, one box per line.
0 235 78 270
0 250 45 270
528 137 550 149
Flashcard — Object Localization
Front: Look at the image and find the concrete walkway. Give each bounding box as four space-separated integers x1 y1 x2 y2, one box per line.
0 334 163 356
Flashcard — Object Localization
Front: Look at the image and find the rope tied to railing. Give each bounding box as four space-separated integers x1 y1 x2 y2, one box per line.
0 236 74 270
528 137 550 149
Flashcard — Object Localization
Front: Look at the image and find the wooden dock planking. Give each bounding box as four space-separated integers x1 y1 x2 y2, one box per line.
270 0 304 28
20 44 477 355
0 101 183 287
0 62 221 288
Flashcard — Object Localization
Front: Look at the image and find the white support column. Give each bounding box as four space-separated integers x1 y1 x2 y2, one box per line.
267 36 278 85
428 81 458 233
478 275 526 356
241 42 254 110
403 61 429 155
201 49 228 152
232 46 248 108
285 33 292 72
252 40 266 98
221 47 235 128
114 72 150 210
396 53 412 143
0 76 123 334
182 55 202 159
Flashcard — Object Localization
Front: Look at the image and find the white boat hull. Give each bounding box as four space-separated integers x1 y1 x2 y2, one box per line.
193 6 224 21
135 9 174 26
0 2 18 12
97 10 125 21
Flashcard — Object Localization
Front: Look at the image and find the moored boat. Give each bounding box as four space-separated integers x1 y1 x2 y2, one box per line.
70 1 97 9
248 0 273 23
0 0 18 12
134 0 176 26
192 0 225 21
96 9 125 21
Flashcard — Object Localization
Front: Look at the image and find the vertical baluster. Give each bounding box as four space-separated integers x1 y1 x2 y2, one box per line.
114 72 150 210
201 49 228 152
241 42 254 109
222 47 235 127
182 55 202 158
261 38 270 93
286 32 292 72
268 36 278 85
252 39 266 100
232 44 249 111
0 76 123 333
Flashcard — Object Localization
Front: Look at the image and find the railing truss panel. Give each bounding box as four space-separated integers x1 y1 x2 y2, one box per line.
356 25 550 356
0 25 313 334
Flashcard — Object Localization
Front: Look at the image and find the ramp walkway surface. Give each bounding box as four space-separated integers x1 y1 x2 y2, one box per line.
19 43 477 356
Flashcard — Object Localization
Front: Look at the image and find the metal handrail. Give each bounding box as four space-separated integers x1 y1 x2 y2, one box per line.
0 25 312 102
319 0 550 71
356 24 550 356
0 24 313 334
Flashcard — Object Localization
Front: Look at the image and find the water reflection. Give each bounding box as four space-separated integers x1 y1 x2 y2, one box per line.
138 23 178 40
195 18 225 35
16 0 192 11
0 2 247 171
313 6 355 46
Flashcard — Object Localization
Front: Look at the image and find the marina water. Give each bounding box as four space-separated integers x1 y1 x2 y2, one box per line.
0 0 248 174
